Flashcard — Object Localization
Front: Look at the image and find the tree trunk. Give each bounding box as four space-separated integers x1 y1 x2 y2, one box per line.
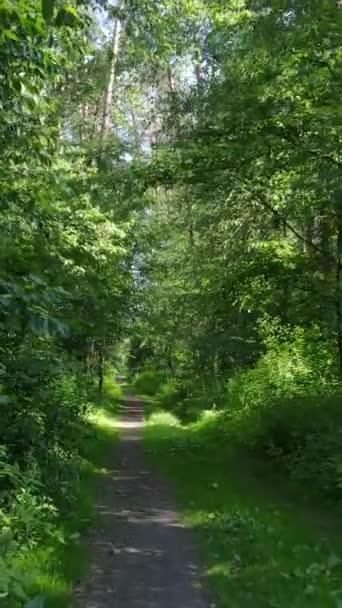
194 43 202 85
98 346 104 392
335 210 342 376
101 10 122 136
167 65 176 95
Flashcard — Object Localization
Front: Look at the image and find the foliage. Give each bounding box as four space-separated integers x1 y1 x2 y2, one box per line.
133 370 169 396
0 1 132 605
128 0 342 516
0 376 121 607
215 325 342 497
138 323 342 499
132 0 342 380
1 0 342 603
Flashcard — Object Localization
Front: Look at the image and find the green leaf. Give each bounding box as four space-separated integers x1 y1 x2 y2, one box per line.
55 6 78 27
2 28 18 40
42 0 54 22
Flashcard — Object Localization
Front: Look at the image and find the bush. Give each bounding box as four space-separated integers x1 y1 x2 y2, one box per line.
138 323 342 500
155 376 226 422
133 370 169 395
0 367 111 607
0 446 58 606
156 378 185 406
223 324 342 498
247 394 342 494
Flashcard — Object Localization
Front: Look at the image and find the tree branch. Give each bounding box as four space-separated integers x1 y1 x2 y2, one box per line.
231 174 340 267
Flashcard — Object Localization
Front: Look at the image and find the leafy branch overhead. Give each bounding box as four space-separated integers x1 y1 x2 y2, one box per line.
42 0 79 26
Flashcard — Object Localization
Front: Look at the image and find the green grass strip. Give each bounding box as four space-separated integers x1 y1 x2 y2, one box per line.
144 408 342 608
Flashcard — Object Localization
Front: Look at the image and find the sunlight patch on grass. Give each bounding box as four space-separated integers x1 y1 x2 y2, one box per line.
206 562 235 578
199 409 221 422
146 410 180 426
88 406 118 432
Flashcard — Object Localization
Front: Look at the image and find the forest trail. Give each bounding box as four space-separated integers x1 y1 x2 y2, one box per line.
74 393 212 608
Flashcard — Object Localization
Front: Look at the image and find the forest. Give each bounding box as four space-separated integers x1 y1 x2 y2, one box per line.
0 0 342 606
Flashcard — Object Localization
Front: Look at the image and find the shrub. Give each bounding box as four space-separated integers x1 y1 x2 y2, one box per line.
250 394 342 497
156 378 185 406
0 369 111 607
0 446 58 606
155 376 226 422
133 370 169 395
223 324 342 498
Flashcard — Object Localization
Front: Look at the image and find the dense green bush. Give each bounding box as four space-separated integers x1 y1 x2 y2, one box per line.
251 395 342 494
227 323 336 404
0 447 58 606
133 370 169 396
223 325 342 498
143 324 342 499
156 378 186 408
156 379 225 422
0 367 101 607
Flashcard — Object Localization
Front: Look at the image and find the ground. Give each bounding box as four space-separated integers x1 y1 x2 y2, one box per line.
73 390 342 608
74 394 212 608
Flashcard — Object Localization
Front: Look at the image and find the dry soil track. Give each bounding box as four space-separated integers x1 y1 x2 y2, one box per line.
74 393 213 608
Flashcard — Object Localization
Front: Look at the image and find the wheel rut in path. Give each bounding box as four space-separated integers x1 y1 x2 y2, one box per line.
74 394 213 608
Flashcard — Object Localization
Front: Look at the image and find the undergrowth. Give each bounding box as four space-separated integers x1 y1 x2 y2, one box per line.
0 374 121 608
132 370 169 396
138 322 342 606
137 323 342 500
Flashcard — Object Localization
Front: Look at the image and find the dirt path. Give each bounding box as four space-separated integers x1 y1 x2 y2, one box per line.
74 394 212 608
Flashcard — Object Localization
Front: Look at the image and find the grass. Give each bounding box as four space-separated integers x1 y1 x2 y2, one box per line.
20 376 121 608
143 406 342 608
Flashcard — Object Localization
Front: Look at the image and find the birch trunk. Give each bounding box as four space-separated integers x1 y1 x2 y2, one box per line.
101 8 122 136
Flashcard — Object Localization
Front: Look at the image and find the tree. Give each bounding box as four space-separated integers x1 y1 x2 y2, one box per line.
129 0 342 377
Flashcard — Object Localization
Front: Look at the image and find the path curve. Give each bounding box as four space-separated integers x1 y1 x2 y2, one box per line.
74 394 212 608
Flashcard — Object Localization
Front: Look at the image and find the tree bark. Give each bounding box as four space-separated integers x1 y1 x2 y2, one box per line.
101 9 122 136
335 210 342 376
194 44 202 85
98 346 104 392
167 65 176 96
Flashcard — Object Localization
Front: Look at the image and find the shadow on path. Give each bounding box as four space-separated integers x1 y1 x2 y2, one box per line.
74 394 212 608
